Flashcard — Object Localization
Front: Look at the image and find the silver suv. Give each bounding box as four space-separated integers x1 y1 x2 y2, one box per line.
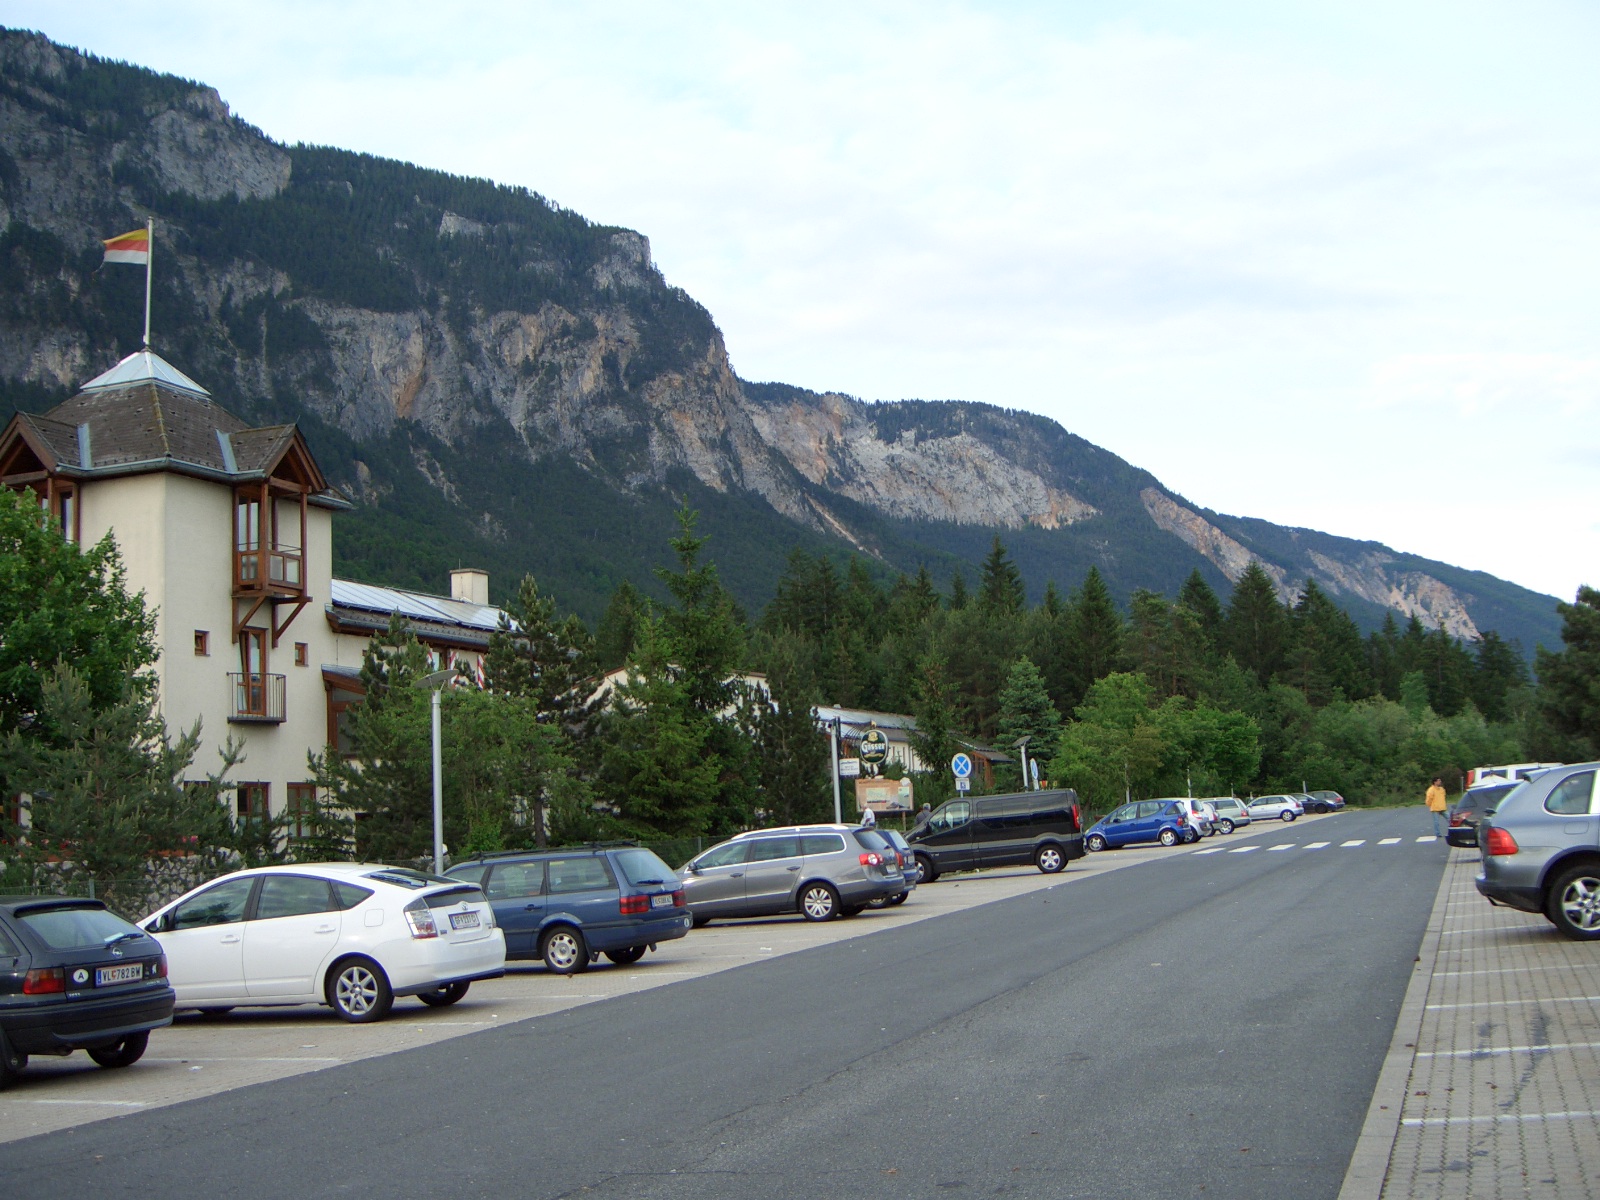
679 825 905 924
1476 763 1600 939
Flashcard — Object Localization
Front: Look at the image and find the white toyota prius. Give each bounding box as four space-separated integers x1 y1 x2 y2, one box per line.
141 864 505 1022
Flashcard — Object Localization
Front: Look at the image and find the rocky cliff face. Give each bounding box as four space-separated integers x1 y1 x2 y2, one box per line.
0 28 1562 648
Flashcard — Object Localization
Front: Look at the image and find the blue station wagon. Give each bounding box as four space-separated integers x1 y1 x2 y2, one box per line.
446 845 690 974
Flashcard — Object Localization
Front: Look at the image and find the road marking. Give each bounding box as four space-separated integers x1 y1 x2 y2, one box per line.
1417 836 1437 842
1379 837 1401 845
1401 1110 1600 1128
1266 844 1293 852
1427 996 1600 1009
1419 1041 1600 1059
1436 965 1578 977
1341 840 1366 847
16 1099 148 1108
147 1056 343 1063
1228 846 1260 853
1305 842 1330 849
1193 848 1226 855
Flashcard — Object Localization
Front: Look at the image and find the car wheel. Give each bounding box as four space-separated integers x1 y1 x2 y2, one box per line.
1086 833 1107 853
1280 811 1295 822
0 1029 27 1090
1218 818 1234 834
327 957 394 1023
800 882 841 921
887 891 909 906
541 925 590 974
1035 844 1066 874
914 855 938 884
840 904 865 917
605 946 648 965
416 981 471 1007
87 1031 149 1069
1159 828 1179 847
1547 865 1600 941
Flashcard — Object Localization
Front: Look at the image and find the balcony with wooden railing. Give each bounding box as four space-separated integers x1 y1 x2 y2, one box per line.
228 673 286 724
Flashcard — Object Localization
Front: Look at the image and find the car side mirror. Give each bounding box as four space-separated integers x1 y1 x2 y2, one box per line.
687 863 702 875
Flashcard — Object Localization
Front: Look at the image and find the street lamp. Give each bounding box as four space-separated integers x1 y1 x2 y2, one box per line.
413 668 456 874
1013 736 1032 792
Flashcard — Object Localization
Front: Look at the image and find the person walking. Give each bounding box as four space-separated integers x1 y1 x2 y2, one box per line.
1425 777 1448 838
860 806 876 828
911 802 933 836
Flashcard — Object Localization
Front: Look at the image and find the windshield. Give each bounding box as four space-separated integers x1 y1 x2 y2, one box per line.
19 905 145 950
614 848 676 886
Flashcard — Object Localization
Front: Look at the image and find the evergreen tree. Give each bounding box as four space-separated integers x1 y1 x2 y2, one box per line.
1177 569 1224 645
1420 626 1473 717
909 653 959 806
1062 566 1123 709
1284 578 1372 704
595 580 647 672
978 536 1026 615
483 574 594 725
1223 563 1289 686
947 569 969 611
751 640 830 826
996 656 1061 787
1534 586 1600 759
1469 631 1528 723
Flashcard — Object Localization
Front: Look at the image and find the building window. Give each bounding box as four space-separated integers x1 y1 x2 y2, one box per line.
326 681 364 756
286 783 317 841
236 782 270 825
194 630 210 656
294 642 308 667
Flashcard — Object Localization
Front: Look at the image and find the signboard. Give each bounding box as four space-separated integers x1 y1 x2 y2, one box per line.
859 727 890 766
955 777 971 792
856 776 914 812
950 752 973 779
839 757 861 778
1030 759 1041 786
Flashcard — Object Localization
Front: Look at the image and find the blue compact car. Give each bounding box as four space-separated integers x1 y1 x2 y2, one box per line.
446 844 691 974
1084 800 1195 851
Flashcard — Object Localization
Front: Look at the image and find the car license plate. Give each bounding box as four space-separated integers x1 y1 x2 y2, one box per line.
650 894 673 908
95 964 144 986
449 911 480 930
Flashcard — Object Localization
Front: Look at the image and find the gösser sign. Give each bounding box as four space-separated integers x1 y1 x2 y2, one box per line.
859 728 890 766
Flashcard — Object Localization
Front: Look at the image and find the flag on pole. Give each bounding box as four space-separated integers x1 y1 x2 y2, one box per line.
102 227 151 265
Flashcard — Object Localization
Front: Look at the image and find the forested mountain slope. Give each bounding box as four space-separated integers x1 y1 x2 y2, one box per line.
0 28 1563 651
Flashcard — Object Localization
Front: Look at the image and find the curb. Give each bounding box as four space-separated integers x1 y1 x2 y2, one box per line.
1335 845 1457 1200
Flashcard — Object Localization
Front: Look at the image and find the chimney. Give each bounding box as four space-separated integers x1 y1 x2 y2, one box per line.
449 568 489 606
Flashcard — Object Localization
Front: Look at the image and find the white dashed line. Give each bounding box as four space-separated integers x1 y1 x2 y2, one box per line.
1417 836 1437 842
1193 848 1226 855
1419 1042 1600 1059
1228 846 1260 853
1401 1110 1600 1128
19 1099 148 1108
1305 842 1330 849
1427 996 1600 1009
1379 837 1401 845
1266 844 1293 852
1341 840 1366 847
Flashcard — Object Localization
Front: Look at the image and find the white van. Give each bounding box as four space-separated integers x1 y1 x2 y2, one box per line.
1466 762 1563 788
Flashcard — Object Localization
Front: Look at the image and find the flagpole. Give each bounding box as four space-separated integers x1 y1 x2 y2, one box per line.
142 218 153 347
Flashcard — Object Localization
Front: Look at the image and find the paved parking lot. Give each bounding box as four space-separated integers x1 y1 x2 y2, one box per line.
4 820 1329 1143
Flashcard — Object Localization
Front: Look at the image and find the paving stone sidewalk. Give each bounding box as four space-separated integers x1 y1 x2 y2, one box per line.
1342 843 1600 1199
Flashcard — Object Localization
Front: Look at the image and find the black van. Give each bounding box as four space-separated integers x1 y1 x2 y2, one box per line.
906 789 1084 882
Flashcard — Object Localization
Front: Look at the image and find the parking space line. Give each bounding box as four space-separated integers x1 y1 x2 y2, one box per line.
1305 842 1330 849
1419 1042 1600 1059
1436 965 1575 977
146 1056 343 1063
1401 1111 1600 1128
1379 838 1401 845
1426 996 1600 1009
1341 840 1366 847
18 1099 148 1108
1228 846 1260 853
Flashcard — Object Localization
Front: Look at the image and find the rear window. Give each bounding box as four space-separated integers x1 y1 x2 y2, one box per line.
334 883 374 909
852 829 891 852
364 869 454 890
0 924 19 956
613 849 676 886
19 905 143 950
424 885 490 909
546 857 616 895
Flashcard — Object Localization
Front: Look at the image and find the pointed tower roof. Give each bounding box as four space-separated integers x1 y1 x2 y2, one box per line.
79 348 211 398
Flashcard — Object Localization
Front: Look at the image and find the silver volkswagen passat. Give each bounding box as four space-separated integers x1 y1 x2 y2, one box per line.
679 824 904 924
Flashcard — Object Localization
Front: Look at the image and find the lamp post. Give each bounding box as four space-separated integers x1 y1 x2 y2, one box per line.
414 668 456 874
829 716 842 824
1013 736 1032 792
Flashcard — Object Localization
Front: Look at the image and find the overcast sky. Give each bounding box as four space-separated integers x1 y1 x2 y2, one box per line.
8 1 1597 602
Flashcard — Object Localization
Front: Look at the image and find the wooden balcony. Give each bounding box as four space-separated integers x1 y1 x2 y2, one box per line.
228 673 286 724
234 543 305 597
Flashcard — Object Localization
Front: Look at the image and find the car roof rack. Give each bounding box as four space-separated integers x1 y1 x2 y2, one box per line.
453 839 641 865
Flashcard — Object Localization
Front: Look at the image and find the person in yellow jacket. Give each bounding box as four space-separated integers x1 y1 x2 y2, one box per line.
1425 777 1448 838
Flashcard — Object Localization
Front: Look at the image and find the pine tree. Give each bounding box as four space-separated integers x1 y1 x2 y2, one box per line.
751 640 830 826
1063 566 1123 708
997 656 1061 787
1469 631 1528 723
1223 562 1289 686
1534 587 1600 759
948 569 969 611
978 536 1026 615
595 580 647 672
1177 569 1224 645
909 653 959 805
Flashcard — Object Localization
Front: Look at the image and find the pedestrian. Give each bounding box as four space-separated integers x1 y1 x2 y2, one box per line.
911 802 932 835
860 806 876 828
1425 777 1448 838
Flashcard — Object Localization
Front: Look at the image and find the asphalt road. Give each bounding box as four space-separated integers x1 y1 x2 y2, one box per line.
1 808 1444 1198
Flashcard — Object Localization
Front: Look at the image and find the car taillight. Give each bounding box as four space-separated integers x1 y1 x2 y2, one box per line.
1449 812 1465 827
672 890 686 907
1071 804 1081 832
150 956 167 978
1485 827 1519 856
23 967 64 994
619 894 648 915
860 852 883 866
403 900 439 939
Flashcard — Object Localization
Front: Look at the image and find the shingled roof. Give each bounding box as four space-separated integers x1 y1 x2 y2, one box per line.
1 349 347 507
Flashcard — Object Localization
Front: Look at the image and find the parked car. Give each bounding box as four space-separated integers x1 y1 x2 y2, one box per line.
1466 762 1564 788
1 897 174 1090
866 830 918 908
1245 795 1303 822
141 864 505 1022
1084 800 1194 851
1476 764 1600 939
679 825 904 923
906 789 1085 883
1303 791 1346 814
1446 780 1523 849
1168 798 1216 837
445 844 690 974
1205 797 1252 833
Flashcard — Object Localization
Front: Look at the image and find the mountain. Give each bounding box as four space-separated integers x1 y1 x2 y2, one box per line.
0 28 1565 652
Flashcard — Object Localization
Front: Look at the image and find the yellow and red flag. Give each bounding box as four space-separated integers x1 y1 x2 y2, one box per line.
102 226 150 265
